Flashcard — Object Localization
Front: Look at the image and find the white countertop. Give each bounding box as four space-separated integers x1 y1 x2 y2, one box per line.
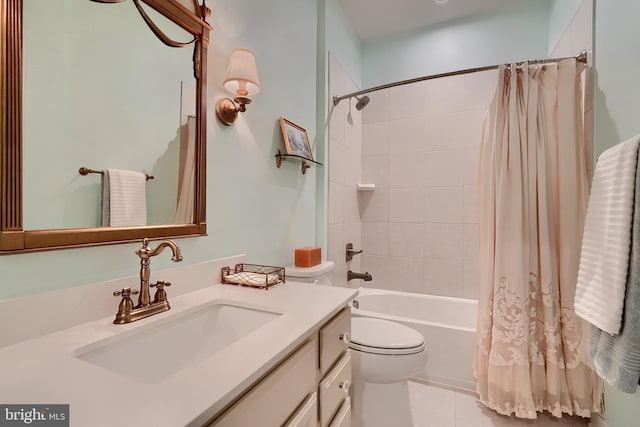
0 282 357 426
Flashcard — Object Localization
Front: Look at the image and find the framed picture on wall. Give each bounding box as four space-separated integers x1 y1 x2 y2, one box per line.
279 117 313 161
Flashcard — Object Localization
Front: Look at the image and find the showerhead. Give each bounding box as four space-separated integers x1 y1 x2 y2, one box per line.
355 95 370 111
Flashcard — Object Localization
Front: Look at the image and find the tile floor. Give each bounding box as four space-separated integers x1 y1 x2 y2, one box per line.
408 381 590 427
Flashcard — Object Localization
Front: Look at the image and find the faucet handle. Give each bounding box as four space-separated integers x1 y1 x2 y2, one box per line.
150 281 171 290
113 288 139 298
113 288 139 324
345 243 364 262
151 281 171 303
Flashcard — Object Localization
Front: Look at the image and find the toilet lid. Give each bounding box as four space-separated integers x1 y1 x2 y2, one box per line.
286 261 335 278
349 317 425 355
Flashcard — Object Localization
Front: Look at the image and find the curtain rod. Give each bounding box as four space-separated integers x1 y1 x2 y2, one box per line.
333 50 588 106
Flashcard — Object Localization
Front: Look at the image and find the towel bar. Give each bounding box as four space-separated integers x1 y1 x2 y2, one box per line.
79 167 154 181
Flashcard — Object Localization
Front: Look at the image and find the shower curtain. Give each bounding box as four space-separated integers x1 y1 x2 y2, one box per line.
473 59 603 419
175 116 196 224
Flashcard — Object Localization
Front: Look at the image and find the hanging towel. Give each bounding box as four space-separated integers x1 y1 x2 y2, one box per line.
101 169 147 227
574 135 640 335
588 147 640 392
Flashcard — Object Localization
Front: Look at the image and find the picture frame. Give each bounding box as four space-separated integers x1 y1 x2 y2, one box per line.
279 117 313 161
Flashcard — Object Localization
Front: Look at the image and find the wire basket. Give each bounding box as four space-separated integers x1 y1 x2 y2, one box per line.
221 263 285 290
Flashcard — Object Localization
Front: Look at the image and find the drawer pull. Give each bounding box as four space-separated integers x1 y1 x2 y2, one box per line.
339 332 350 344
339 380 351 393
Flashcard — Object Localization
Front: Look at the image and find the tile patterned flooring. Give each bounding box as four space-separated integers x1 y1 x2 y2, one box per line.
408 382 590 427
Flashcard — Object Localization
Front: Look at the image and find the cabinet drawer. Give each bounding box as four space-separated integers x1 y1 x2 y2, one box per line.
284 392 318 427
319 307 351 374
319 350 351 427
328 398 351 427
210 337 318 427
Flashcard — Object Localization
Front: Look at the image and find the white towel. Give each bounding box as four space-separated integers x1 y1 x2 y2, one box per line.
574 136 640 335
101 169 147 227
224 272 281 286
588 147 640 392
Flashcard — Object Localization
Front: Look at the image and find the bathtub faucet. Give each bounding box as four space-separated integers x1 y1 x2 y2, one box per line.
348 270 373 282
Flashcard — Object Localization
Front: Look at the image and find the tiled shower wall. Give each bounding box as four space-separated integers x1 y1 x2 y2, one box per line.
328 0 591 298
327 53 494 297
327 54 362 288
358 71 496 299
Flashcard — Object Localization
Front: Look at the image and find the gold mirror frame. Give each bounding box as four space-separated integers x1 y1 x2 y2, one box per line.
0 0 211 253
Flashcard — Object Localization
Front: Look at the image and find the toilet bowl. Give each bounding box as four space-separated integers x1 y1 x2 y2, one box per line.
350 317 426 382
349 317 426 427
286 262 427 427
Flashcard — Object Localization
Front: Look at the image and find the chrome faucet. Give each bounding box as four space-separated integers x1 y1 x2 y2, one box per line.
347 270 373 282
112 238 183 324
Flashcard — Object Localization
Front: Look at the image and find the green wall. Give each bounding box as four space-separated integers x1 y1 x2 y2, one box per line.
361 0 551 88
323 0 362 88
548 0 584 52
23 0 191 229
315 0 363 252
593 0 640 424
205 0 319 269
0 0 323 299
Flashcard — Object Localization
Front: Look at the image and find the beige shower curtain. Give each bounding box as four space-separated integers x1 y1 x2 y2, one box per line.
473 59 603 419
175 116 196 224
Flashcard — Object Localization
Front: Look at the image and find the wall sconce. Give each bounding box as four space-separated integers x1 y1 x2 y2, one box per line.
215 49 261 126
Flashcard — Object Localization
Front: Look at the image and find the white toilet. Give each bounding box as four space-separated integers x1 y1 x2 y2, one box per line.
286 261 336 286
349 317 426 427
287 261 427 427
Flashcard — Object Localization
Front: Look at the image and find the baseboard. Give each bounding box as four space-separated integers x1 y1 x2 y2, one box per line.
589 414 610 427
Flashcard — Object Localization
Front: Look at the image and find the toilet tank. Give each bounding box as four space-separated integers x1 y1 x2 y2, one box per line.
286 261 335 285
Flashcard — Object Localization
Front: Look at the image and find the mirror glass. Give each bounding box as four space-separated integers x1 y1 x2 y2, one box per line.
175 0 197 14
22 0 197 230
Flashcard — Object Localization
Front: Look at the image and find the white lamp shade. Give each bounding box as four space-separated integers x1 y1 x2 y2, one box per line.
223 49 261 96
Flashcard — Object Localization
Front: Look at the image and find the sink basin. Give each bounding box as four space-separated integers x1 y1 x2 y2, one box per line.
75 303 281 384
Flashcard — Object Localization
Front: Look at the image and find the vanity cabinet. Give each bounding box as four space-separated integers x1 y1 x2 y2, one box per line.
209 337 318 427
207 306 352 427
318 307 352 427
327 397 351 427
284 392 318 427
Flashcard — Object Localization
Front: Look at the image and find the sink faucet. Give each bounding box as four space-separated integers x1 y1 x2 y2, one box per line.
347 270 372 282
136 237 183 307
112 238 183 324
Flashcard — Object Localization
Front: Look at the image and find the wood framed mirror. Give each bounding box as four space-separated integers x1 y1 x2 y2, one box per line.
0 0 211 253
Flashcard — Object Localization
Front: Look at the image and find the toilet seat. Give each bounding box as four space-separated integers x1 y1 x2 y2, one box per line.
349 317 425 355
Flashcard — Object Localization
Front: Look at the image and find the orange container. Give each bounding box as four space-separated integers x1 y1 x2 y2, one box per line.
295 247 321 267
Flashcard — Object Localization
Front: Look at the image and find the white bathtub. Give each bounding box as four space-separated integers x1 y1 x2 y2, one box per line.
351 288 478 392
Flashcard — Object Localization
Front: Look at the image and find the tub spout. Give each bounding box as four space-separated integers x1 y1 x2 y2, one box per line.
348 270 372 282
